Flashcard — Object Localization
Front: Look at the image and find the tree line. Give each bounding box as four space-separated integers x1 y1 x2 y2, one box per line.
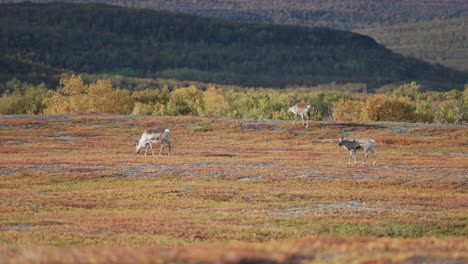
1 76 466 124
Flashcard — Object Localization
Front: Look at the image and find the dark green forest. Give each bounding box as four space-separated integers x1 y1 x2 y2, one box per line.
1 2 467 91
4 0 467 29
357 17 468 73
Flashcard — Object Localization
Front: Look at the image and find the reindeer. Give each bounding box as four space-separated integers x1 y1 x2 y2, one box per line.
338 136 376 165
288 100 312 128
135 129 171 156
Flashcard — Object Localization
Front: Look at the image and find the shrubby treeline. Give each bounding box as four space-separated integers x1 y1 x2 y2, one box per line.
0 76 467 124
333 82 468 124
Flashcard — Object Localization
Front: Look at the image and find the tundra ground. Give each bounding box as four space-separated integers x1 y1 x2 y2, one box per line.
0 115 466 263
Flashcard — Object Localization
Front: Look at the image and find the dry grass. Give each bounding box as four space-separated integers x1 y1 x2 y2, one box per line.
0 115 467 263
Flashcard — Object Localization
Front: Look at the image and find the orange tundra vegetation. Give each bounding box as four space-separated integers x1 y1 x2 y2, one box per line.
0 115 466 263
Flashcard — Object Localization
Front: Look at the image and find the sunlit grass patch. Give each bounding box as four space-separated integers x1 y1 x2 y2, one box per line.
189 124 214 133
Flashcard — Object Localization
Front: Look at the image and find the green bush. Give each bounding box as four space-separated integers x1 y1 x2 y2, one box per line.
165 86 204 116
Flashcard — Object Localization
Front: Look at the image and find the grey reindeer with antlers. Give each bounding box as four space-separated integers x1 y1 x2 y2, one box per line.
338 135 377 165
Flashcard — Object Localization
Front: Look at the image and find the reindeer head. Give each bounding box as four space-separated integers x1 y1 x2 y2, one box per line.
135 136 145 154
135 140 141 154
338 133 345 146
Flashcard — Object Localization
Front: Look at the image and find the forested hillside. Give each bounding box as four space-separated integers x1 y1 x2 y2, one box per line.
5 0 468 75
1 3 467 90
2 0 467 30
357 17 468 73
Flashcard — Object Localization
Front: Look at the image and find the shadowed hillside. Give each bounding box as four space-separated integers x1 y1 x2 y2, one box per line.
357 16 468 73
1 2 467 90
2 0 468 30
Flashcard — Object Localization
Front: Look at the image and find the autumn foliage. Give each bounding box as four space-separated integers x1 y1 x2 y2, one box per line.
43 75 133 114
0 76 467 124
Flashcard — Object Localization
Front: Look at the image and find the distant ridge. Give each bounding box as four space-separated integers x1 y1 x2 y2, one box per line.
357 17 468 73
1 0 467 29
1 2 467 90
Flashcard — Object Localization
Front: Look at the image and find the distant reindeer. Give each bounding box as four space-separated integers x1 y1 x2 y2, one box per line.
338 136 376 165
288 100 312 128
135 129 171 156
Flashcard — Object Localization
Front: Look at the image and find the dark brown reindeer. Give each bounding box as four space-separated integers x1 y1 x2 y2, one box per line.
338 136 376 165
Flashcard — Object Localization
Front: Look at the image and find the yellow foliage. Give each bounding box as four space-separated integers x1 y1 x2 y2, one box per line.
131 87 170 116
43 91 70 115
202 86 229 117
60 74 86 96
332 99 365 122
393 81 420 101
43 75 133 114
332 95 416 122
166 85 204 115
5 75 462 123
0 94 16 114
105 89 134 114
364 94 415 122
132 102 155 115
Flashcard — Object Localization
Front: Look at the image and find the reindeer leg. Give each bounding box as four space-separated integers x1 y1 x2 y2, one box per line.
159 144 164 155
372 150 377 165
293 114 297 124
144 143 148 156
353 150 357 164
167 142 172 156
348 151 353 164
150 142 155 156
363 150 368 165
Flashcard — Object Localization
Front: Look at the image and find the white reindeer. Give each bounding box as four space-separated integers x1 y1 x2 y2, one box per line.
288 102 312 128
338 137 376 165
135 129 171 156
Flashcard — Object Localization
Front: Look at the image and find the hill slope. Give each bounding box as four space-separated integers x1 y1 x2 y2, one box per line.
1 3 467 90
4 0 467 80
2 0 468 30
357 16 468 73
